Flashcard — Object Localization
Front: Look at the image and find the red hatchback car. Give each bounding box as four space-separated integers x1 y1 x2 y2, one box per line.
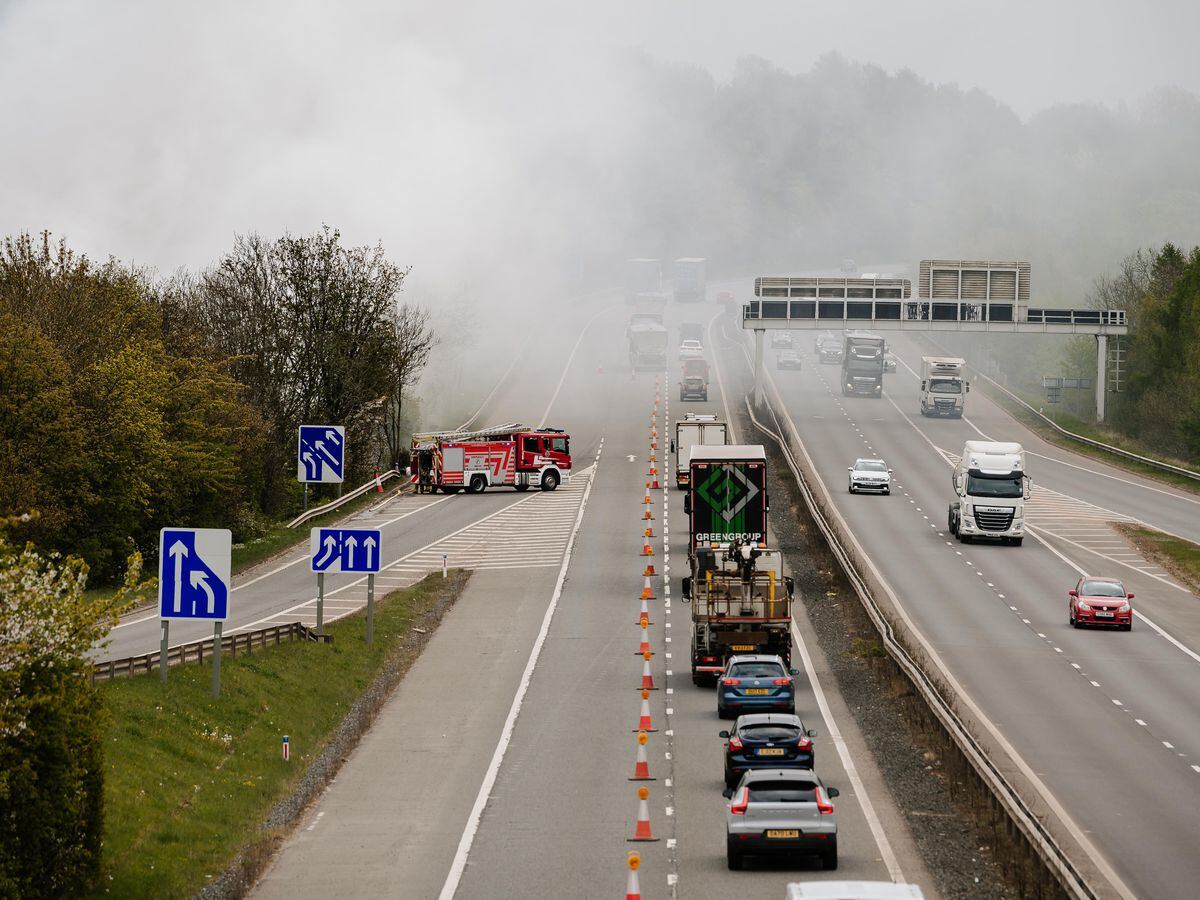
1069 577 1134 630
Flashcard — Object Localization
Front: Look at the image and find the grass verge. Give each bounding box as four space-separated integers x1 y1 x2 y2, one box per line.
90 569 469 899
1115 525 1200 595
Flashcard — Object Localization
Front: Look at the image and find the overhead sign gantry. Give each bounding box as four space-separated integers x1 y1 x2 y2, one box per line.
741 260 1128 420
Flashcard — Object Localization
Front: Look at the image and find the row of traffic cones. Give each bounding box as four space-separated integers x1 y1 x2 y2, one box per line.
622 380 665 897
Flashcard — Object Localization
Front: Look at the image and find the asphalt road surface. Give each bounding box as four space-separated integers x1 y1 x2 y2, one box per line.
713 283 1200 900
251 297 938 898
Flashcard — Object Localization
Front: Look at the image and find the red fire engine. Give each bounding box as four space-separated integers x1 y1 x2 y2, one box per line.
410 423 572 494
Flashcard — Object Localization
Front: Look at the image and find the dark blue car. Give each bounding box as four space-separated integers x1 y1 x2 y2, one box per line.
717 655 797 719
720 713 817 788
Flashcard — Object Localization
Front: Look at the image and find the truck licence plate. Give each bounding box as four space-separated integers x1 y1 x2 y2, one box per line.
731 645 755 652
766 829 800 839
1095 611 1114 618
745 688 770 695
757 748 785 756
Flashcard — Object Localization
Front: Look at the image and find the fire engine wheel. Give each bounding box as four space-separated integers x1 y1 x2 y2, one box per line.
467 474 487 494
540 470 560 492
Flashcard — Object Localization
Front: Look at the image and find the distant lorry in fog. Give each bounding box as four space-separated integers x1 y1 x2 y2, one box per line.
841 331 886 396
625 258 661 303
948 440 1028 546
672 413 726 487
919 357 968 418
628 321 668 369
674 257 707 302
680 357 711 401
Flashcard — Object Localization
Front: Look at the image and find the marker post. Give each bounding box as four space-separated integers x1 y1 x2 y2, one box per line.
366 573 375 647
159 620 169 683
316 572 325 635
212 621 223 697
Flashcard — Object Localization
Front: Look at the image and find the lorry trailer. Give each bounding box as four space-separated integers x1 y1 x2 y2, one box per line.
919 356 968 417
673 257 707 302
411 423 571 494
684 445 769 555
673 414 727 488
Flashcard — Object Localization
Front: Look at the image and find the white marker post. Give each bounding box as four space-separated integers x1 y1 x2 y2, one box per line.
443 554 448 579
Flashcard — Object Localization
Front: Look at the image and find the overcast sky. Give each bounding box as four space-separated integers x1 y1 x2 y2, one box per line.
1 0 1198 275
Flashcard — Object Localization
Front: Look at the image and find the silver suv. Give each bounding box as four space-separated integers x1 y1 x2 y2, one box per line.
723 768 840 870
848 458 892 494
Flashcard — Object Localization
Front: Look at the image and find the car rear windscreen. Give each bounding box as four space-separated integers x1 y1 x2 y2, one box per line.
748 781 817 802
740 725 801 742
729 663 785 678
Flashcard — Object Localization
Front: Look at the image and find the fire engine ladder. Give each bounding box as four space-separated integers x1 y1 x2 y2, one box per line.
410 423 530 449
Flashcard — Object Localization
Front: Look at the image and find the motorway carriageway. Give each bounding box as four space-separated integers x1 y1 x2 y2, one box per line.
251 299 937 898
101 299 619 663
716 285 1200 900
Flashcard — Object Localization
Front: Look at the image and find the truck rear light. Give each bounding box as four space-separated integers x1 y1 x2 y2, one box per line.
815 786 834 815
729 787 749 815
772 678 791 686
722 678 741 686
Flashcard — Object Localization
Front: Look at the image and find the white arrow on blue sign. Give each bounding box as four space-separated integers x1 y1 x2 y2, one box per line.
310 527 382 574
297 425 345 484
158 528 232 621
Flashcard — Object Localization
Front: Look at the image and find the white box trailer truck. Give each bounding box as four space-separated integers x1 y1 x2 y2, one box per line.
672 414 728 489
919 357 968 418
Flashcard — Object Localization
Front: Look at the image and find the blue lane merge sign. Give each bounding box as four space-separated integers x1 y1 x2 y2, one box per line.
159 528 232 621
298 425 345 484
310 528 382 574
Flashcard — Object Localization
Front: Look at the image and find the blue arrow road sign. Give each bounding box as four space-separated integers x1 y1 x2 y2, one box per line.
310 528 382 574
158 528 232 621
297 425 345 484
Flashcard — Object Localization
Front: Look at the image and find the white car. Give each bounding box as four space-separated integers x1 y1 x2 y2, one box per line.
848 458 891 494
679 339 704 360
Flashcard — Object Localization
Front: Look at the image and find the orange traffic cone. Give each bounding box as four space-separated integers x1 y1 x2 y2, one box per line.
643 563 656 576
626 852 642 899
649 453 656 462
634 688 657 732
628 787 659 841
636 595 652 623
641 540 654 557
643 491 653 506
639 651 657 690
651 476 661 490
643 508 654 521
640 578 654 600
651 441 658 450
629 731 654 780
644 526 655 538
635 619 652 656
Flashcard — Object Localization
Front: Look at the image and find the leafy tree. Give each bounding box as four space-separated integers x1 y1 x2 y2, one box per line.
383 303 437 472
0 539 141 897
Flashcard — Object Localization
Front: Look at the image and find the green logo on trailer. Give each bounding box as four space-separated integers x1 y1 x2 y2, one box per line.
695 464 761 535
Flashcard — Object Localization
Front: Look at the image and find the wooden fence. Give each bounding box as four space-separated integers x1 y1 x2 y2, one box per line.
92 621 332 683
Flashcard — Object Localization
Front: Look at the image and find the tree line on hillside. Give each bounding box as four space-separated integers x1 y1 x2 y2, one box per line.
0 228 435 584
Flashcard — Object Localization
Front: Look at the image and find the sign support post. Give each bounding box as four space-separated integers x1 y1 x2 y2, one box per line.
316 572 325 635
212 622 223 697
159 620 169 683
366 574 375 647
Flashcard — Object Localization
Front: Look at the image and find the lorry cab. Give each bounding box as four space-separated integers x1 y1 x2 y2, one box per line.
948 441 1028 545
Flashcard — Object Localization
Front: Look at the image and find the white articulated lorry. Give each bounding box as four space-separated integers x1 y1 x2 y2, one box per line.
672 414 728 489
948 441 1029 545
919 357 969 418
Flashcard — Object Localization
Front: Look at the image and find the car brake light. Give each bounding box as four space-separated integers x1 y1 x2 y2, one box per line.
773 678 791 686
797 737 811 750
729 787 749 815
815 786 834 815
728 735 743 750
723 678 741 686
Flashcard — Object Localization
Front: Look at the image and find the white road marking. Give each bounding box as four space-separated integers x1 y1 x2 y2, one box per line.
790 618 904 881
